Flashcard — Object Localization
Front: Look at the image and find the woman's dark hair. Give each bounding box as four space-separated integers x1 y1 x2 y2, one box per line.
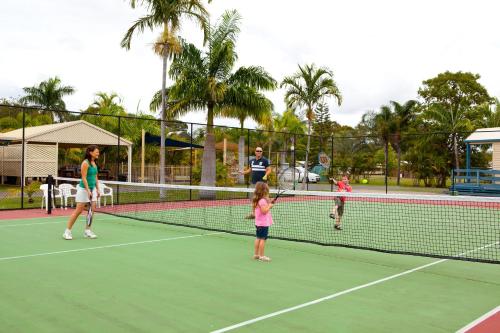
84 145 99 162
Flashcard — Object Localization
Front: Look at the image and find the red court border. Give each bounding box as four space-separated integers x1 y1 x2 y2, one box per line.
456 306 500 333
0 208 74 220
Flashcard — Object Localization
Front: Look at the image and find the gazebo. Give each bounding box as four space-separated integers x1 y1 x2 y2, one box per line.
451 127 500 195
464 127 500 170
0 120 133 185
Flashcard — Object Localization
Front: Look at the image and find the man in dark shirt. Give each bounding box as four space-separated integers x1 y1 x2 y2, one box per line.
240 147 272 219
240 147 271 185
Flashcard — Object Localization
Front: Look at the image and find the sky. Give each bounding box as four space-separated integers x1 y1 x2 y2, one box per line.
1 0 499 128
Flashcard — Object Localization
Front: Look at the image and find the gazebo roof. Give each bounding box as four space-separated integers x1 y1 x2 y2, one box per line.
0 120 133 146
465 127 500 144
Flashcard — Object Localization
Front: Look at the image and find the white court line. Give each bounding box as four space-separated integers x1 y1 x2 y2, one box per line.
0 221 62 227
0 214 119 227
456 306 500 333
0 231 224 262
211 242 499 333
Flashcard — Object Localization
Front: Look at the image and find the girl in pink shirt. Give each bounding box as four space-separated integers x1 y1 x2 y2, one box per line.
252 182 274 262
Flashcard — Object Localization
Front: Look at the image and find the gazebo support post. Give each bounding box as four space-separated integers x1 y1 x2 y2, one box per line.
128 145 132 182
466 143 471 183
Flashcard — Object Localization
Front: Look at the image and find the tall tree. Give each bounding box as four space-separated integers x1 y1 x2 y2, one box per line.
312 102 335 151
373 106 394 184
168 10 276 192
389 100 418 185
121 0 210 188
20 76 75 121
83 92 128 134
418 71 491 169
281 64 342 188
220 84 274 184
273 109 306 167
477 98 500 128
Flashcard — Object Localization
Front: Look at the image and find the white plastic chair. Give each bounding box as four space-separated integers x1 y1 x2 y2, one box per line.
58 183 77 209
98 181 113 207
40 184 63 211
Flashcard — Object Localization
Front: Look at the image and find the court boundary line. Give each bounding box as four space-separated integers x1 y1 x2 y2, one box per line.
0 211 121 222
0 221 62 227
456 305 500 333
0 231 225 262
0 214 119 228
210 242 499 333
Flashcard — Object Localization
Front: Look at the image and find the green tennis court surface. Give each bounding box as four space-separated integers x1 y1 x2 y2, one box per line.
1 213 499 333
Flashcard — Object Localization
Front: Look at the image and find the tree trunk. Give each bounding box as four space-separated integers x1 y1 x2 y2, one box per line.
302 120 312 190
200 104 216 199
238 135 245 184
280 140 287 169
396 144 401 186
159 43 168 198
453 133 460 170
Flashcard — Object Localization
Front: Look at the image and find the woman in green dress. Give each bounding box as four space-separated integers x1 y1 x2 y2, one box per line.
63 145 101 240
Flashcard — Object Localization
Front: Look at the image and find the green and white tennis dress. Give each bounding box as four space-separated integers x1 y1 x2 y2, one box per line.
75 160 98 203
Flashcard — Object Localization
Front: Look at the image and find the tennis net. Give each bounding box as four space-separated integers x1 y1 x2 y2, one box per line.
51 177 500 264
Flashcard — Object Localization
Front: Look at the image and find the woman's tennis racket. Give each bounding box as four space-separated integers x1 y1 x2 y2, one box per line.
86 195 93 227
273 167 299 203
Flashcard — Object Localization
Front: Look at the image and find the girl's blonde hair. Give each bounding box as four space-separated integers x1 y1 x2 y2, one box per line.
252 181 270 210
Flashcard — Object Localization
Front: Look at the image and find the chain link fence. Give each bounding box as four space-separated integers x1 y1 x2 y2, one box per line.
1 105 499 210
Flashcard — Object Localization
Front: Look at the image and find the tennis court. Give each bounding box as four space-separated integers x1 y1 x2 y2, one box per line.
1 182 499 332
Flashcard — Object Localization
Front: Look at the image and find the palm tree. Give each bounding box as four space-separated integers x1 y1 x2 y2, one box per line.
281 64 342 188
168 10 276 192
422 104 475 170
478 98 500 128
272 109 306 168
389 100 417 185
373 105 395 186
83 92 128 134
121 0 210 188
220 89 274 184
88 92 126 115
20 76 75 121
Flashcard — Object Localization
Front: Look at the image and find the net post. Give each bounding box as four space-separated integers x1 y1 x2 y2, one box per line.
47 175 53 214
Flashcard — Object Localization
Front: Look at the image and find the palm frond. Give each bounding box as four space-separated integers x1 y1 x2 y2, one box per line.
229 66 277 90
121 15 155 49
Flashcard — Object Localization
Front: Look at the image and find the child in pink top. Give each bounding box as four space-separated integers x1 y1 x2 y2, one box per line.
252 182 274 262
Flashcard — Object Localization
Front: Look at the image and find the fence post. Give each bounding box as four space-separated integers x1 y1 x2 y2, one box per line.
190 123 193 201
116 116 121 205
330 136 334 192
450 168 455 192
293 133 296 190
21 108 26 209
247 129 250 190
385 140 388 194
